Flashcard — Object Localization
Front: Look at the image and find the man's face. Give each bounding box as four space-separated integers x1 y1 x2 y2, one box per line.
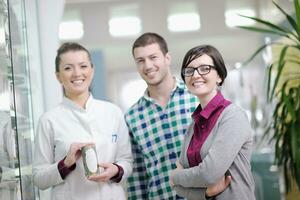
133 43 171 86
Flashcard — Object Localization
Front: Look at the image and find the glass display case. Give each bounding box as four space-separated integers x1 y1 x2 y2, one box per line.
0 0 36 199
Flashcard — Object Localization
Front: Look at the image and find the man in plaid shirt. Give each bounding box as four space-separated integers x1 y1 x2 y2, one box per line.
125 32 198 199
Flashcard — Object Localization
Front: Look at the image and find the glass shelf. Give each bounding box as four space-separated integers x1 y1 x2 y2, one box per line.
0 0 36 199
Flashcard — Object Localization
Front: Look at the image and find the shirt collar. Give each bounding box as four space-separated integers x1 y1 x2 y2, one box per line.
62 93 94 112
142 77 185 102
192 91 226 120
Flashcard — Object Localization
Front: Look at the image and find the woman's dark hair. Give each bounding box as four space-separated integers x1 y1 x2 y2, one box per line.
181 45 227 86
55 42 92 72
132 32 168 56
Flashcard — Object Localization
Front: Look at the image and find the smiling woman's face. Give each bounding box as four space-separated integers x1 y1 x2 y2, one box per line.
185 54 221 103
56 50 94 99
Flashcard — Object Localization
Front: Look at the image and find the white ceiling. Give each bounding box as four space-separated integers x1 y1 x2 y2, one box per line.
63 0 294 73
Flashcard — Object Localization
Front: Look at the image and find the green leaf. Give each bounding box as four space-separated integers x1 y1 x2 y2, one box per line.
294 0 300 35
291 123 297 161
261 125 272 143
273 0 300 38
292 119 300 187
238 14 291 34
293 44 300 50
238 25 291 38
282 83 296 119
270 45 289 98
285 58 300 66
284 166 291 192
295 152 300 188
242 43 270 66
266 64 273 101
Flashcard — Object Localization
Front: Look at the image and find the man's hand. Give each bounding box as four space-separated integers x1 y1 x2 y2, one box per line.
205 174 231 197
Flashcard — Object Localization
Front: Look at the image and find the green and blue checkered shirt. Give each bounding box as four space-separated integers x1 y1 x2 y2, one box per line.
125 78 198 200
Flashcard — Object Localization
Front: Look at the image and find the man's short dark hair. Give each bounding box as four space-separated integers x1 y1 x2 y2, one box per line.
132 32 168 56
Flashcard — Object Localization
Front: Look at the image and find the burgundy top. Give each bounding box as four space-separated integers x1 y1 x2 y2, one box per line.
58 158 123 183
187 92 231 167
57 158 76 179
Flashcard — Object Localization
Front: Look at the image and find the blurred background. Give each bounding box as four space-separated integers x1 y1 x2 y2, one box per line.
0 0 297 199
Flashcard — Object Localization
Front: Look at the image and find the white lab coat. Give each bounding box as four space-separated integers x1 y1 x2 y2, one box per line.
33 95 132 200
0 111 18 200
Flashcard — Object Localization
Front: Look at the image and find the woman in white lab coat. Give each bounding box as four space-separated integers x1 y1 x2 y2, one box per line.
33 42 133 200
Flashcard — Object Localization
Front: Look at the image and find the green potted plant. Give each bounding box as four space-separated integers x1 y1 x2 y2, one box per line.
237 0 300 194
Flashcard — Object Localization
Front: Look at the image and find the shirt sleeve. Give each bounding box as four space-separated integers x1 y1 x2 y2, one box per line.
127 132 149 200
173 106 252 187
57 157 76 179
33 115 65 190
110 163 124 183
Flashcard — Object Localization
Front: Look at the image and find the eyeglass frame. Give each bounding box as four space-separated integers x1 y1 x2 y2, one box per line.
182 64 215 77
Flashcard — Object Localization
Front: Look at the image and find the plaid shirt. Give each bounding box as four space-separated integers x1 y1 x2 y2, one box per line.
125 78 198 200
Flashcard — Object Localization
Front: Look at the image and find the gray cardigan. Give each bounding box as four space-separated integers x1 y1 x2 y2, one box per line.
172 104 256 200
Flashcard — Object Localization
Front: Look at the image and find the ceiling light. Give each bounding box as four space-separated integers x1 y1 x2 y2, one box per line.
225 9 256 28
168 13 200 32
109 16 141 37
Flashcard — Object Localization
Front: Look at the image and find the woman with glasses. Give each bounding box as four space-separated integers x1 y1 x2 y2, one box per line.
170 45 256 200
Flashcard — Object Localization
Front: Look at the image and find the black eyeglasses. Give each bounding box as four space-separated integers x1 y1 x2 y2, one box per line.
182 65 215 77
